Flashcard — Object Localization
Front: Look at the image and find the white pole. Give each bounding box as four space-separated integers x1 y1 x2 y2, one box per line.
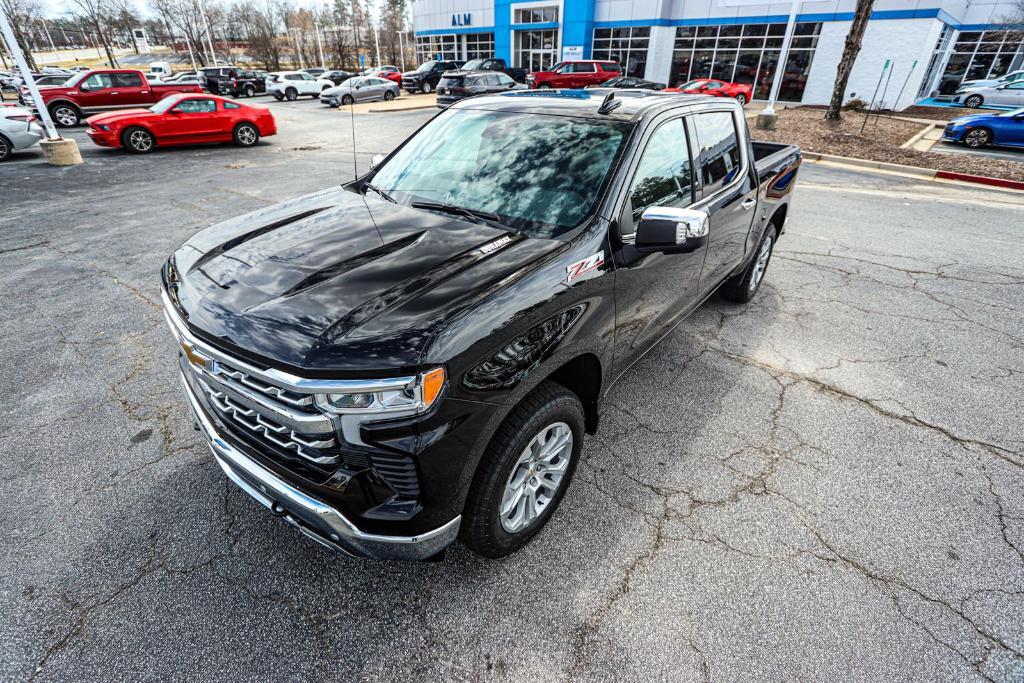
200 2 218 65
0 10 59 139
373 21 381 68
40 20 57 53
760 0 800 116
315 20 326 69
398 28 405 71
184 32 198 71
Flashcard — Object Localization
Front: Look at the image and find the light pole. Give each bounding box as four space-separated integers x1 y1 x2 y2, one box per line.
0 8 82 164
200 1 218 65
315 20 326 69
756 0 800 130
373 20 381 68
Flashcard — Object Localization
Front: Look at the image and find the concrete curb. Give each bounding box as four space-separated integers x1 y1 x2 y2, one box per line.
366 104 437 113
899 123 935 150
800 151 1024 192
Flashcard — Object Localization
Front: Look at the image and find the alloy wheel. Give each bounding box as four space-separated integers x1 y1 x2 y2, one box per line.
499 422 573 533
129 129 153 152
0 137 9 161
750 235 773 292
54 107 78 126
236 125 257 146
964 128 990 148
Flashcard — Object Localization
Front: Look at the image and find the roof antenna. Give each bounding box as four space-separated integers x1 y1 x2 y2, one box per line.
598 90 622 115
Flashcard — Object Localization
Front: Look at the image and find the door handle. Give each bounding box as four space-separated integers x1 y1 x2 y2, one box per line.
110 91 119 95
741 197 756 211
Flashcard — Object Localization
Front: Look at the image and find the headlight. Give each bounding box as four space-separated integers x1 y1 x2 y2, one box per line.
98 124 110 131
314 367 446 415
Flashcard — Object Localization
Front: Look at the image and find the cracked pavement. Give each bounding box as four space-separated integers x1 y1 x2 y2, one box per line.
1 99 1023 681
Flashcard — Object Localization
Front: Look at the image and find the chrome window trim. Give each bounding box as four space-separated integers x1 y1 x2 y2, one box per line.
688 104 751 208
162 289 417 394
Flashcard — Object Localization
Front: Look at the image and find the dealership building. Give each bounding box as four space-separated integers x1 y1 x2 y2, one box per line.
411 0 1023 109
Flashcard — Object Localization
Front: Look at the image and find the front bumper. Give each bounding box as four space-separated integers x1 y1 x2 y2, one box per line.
179 367 461 560
85 127 119 147
320 95 340 106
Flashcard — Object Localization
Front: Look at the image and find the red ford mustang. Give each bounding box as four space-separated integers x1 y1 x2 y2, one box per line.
664 79 753 106
373 68 403 87
85 94 277 153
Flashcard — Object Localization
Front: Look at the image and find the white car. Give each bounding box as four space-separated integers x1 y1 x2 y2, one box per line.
954 80 1024 109
959 69 1024 90
0 106 44 161
268 71 334 101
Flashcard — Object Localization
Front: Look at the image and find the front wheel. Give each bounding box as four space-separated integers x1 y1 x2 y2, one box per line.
963 127 991 148
383 90 395 101
233 122 259 147
720 225 777 303
460 381 584 558
538 83 552 89
50 103 81 127
341 94 354 106
121 126 155 154
421 81 432 94
0 134 11 161
273 92 283 101
735 93 747 107
244 84 255 97
285 87 298 101
963 94 983 108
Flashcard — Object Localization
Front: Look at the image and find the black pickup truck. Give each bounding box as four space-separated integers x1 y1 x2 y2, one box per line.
162 91 800 561
457 57 528 83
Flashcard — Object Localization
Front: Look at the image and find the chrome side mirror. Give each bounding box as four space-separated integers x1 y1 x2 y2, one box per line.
370 153 386 168
635 206 709 254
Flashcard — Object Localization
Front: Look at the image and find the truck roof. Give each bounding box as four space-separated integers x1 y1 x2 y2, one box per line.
449 88 726 122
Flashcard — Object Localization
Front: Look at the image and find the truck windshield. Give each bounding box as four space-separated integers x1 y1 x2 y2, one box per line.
369 109 629 239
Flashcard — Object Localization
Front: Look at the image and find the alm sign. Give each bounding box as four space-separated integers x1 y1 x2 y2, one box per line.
452 13 472 26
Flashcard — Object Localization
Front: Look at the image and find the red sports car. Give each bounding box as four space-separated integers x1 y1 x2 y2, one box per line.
664 79 753 106
373 69 403 87
84 93 277 153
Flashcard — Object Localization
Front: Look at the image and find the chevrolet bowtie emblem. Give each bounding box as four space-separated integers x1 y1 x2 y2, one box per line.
180 340 214 371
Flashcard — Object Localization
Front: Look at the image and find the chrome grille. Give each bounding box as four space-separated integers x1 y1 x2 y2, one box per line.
214 364 315 409
197 379 341 465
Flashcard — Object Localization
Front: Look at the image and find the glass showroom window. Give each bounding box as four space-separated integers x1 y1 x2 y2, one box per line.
933 29 1024 95
669 22 822 101
465 33 495 60
515 29 559 71
592 27 651 78
415 34 458 62
514 6 558 23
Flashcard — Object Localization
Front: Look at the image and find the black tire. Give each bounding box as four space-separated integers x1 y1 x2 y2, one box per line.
963 127 992 148
121 126 155 154
49 103 81 127
421 81 432 94
285 87 298 101
233 122 260 147
0 134 11 161
383 90 395 101
273 92 284 101
538 84 552 89
460 381 585 558
735 93 747 107
244 84 255 97
720 224 778 303
341 94 354 106
963 94 983 108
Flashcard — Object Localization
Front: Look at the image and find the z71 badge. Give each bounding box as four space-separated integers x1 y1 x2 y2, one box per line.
566 251 605 284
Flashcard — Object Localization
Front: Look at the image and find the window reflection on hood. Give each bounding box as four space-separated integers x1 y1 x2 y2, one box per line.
369 109 629 239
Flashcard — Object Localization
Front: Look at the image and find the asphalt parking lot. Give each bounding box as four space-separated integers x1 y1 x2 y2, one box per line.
2 98 1024 681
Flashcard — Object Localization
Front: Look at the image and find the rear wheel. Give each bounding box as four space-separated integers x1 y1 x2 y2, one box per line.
461 381 584 558
720 225 777 303
273 92 284 101
383 90 395 101
963 94 983 108
735 93 747 107
963 127 991 148
50 103 80 127
285 87 298 101
538 83 552 89
0 134 11 161
233 122 259 147
421 81 432 94
121 126 155 154
244 84 255 97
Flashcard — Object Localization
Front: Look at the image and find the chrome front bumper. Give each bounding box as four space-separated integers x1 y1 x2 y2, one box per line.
178 369 461 560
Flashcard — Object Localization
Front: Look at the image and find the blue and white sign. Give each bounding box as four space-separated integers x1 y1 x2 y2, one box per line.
451 12 472 26
562 45 583 61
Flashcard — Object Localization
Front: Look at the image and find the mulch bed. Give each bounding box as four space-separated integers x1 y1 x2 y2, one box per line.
753 107 1024 182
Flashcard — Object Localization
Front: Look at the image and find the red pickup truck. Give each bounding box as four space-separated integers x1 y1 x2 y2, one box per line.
25 69 203 127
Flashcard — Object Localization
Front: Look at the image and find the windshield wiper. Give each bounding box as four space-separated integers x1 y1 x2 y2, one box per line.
411 201 510 231
363 182 396 203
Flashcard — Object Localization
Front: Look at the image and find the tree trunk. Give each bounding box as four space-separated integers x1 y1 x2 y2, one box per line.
825 0 875 120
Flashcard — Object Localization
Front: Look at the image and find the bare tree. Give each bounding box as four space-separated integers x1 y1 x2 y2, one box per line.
232 0 283 69
0 0 43 70
825 0 875 120
107 0 142 53
68 0 119 66
152 0 209 65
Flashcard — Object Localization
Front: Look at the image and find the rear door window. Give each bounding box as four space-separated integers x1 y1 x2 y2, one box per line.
574 63 596 73
690 111 742 195
114 72 143 87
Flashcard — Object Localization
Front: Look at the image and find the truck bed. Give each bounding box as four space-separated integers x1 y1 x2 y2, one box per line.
752 140 801 187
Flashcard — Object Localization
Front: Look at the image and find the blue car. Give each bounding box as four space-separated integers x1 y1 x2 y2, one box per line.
942 107 1024 149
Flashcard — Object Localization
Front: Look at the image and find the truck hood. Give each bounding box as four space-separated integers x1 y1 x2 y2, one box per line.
166 187 565 374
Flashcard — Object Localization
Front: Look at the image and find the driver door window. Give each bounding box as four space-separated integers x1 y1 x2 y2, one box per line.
175 98 217 113
625 118 694 232
83 73 114 89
